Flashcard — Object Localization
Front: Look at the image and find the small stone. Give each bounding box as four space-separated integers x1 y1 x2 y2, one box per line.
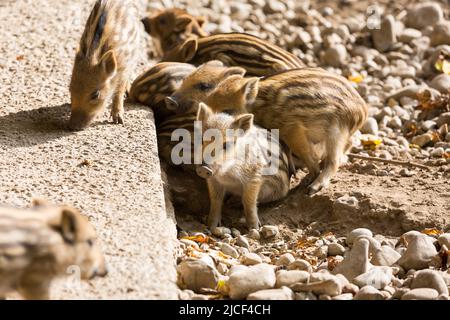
332 293 354 300
411 270 449 296
291 276 342 297
397 231 438 270
371 15 397 52
411 133 433 147
431 147 445 158
212 227 231 237
328 243 346 256
295 292 318 300
177 258 220 293
261 225 279 238
371 245 402 266
179 239 200 249
287 259 313 272
353 267 393 290
399 168 415 177
438 233 450 248
405 2 443 29
322 44 347 67
347 228 373 246
228 263 276 299
343 283 360 295
314 246 329 259
402 288 439 300
388 116 402 129
231 228 241 237
333 238 372 281
247 229 261 240
217 262 228 274
241 253 262 266
399 28 422 43
437 112 450 127
276 270 310 288
235 235 250 249
220 243 239 258
430 74 450 94
361 117 379 135
335 195 359 208
276 253 295 266
430 22 450 46
247 286 294 300
354 285 385 300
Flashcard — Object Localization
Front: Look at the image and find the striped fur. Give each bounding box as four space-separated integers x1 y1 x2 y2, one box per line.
69 0 140 129
196 103 291 230
0 203 106 300
129 62 196 124
162 33 305 76
142 8 207 56
169 64 368 194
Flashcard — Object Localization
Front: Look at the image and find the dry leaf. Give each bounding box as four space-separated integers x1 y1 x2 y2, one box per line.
361 138 382 150
348 74 364 83
16 55 25 61
421 228 442 236
181 235 211 244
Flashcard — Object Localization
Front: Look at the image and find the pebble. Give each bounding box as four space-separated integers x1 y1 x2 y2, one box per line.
287 259 313 272
405 2 443 29
411 270 449 296
291 276 342 297
177 258 220 293
276 253 295 266
353 267 393 289
322 44 347 67
430 74 450 94
212 227 231 238
335 195 359 208
235 235 250 249
431 147 445 158
399 28 422 43
276 270 310 287
361 117 379 135
371 15 396 52
371 244 402 266
402 288 439 300
430 22 450 46
220 242 240 258
411 133 433 147
247 286 294 300
241 253 262 266
347 228 373 246
397 231 438 270
328 243 346 256
228 263 276 299
399 168 415 177
295 292 318 300
354 285 385 300
261 225 279 238
438 234 450 248
333 238 372 281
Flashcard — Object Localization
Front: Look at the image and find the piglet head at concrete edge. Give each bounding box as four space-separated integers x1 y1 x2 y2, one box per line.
69 50 117 130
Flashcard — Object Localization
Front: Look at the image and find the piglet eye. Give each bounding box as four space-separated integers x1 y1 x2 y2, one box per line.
196 82 214 91
87 239 94 247
90 91 100 101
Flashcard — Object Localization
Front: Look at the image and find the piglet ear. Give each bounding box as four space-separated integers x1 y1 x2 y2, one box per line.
175 15 193 31
241 78 260 105
179 38 198 62
222 67 246 78
205 60 224 68
100 50 117 78
232 114 253 133
197 102 213 122
60 207 82 243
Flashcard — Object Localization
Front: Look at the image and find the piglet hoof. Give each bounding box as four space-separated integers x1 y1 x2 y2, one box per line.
111 113 124 125
196 166 213 179
307 183 323 196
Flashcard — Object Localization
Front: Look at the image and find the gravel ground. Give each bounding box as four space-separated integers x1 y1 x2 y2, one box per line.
0 0 178 299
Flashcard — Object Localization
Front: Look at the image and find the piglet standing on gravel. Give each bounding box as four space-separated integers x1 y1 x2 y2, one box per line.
69 0 140 130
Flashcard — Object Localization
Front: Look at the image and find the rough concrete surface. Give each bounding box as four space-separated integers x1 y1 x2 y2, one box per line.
0 0 178 299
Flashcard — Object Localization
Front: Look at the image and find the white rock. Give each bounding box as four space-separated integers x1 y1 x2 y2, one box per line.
402 288 439 300
261 225 279 238
177 258 220 293
328 243 346 256
371 245 402 266
438 233 450 248
228 263 276 299
295 292 318 300
247 229 261 240
247 286 294 300
361 117 379 135
323 44 347 67
347 228 373 246
212 227 231 237
276 253 295 266
431 147 445 158
335 195 359 208
411 270 449 296
241 253 262 266
235 235 250 249
372 15 397 52
399 28 422 43
291 276 342 297
430 74 450 94
333 238 372 281
220 243 239 258
287 259 313 272
353 267 393 290
430 22 450 46
397 231 438 270
405 2 443 29
411 133 433 147
332 293 354 300
276 270 310 287
354 285 385 300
